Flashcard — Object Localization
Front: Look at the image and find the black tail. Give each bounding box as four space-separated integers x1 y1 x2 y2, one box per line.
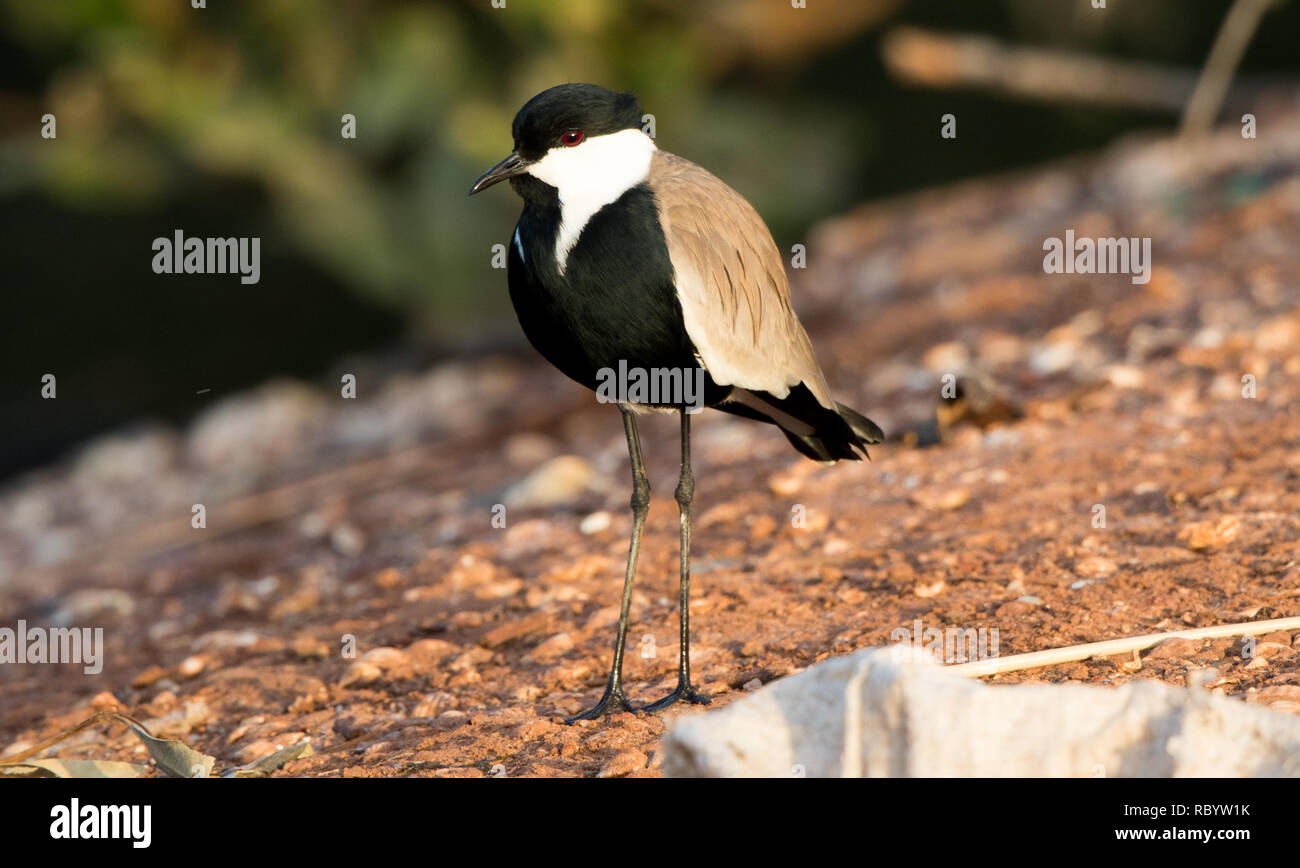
719 384 884 463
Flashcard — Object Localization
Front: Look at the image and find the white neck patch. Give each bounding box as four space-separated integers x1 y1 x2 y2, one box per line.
526 128 656 273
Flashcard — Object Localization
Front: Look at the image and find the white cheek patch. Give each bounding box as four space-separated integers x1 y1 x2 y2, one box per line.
527 128 656 273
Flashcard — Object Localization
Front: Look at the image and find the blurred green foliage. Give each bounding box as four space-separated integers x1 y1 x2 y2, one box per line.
0 0 903 330
5 0 1299 331
4 0 1300 478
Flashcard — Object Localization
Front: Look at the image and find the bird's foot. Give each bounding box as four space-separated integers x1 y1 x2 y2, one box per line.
563 683 636 724
641 681 710 713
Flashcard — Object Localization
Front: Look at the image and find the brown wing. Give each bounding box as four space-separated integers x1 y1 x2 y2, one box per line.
649 150 835 407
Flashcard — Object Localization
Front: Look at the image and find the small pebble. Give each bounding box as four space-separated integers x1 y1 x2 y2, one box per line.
579 511 612 535
598 749 648 778
1146 637 1198 659
339 661 382 688
1180 516 1240 551
89 691 121 711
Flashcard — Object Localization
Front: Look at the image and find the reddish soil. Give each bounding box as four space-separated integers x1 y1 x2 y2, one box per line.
2 107 1299 777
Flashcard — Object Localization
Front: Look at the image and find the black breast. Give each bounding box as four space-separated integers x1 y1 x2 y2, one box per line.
508 183 724 404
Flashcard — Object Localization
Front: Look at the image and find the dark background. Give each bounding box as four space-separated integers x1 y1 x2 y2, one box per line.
2 0 1297 480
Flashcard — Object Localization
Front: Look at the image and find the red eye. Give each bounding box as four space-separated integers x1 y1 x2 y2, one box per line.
561 130 584 147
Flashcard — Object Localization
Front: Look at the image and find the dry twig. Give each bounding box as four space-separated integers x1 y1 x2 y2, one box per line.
947 616 1300 678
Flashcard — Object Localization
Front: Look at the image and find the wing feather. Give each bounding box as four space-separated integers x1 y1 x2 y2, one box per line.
650 150 834 406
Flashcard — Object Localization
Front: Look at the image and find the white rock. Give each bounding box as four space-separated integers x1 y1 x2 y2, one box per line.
662 648 1300 777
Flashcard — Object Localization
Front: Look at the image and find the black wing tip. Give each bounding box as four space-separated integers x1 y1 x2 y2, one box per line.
782 429 870 463
835 402 885 445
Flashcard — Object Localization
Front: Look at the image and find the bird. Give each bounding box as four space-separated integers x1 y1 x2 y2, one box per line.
471 83 882 723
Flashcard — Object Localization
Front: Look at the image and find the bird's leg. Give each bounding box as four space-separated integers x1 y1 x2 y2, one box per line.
564 405 649 723
643 410 710 712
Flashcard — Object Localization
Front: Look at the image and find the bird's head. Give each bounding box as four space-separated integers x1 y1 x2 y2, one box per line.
469 83 655 202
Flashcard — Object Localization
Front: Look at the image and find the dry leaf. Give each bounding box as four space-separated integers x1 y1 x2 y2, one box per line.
0 759 150 778
223 738 313 778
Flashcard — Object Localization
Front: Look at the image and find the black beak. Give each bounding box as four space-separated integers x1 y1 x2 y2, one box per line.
469 151 530 195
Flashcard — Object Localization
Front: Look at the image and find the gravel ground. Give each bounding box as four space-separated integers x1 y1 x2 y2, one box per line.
2 99 1299 777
